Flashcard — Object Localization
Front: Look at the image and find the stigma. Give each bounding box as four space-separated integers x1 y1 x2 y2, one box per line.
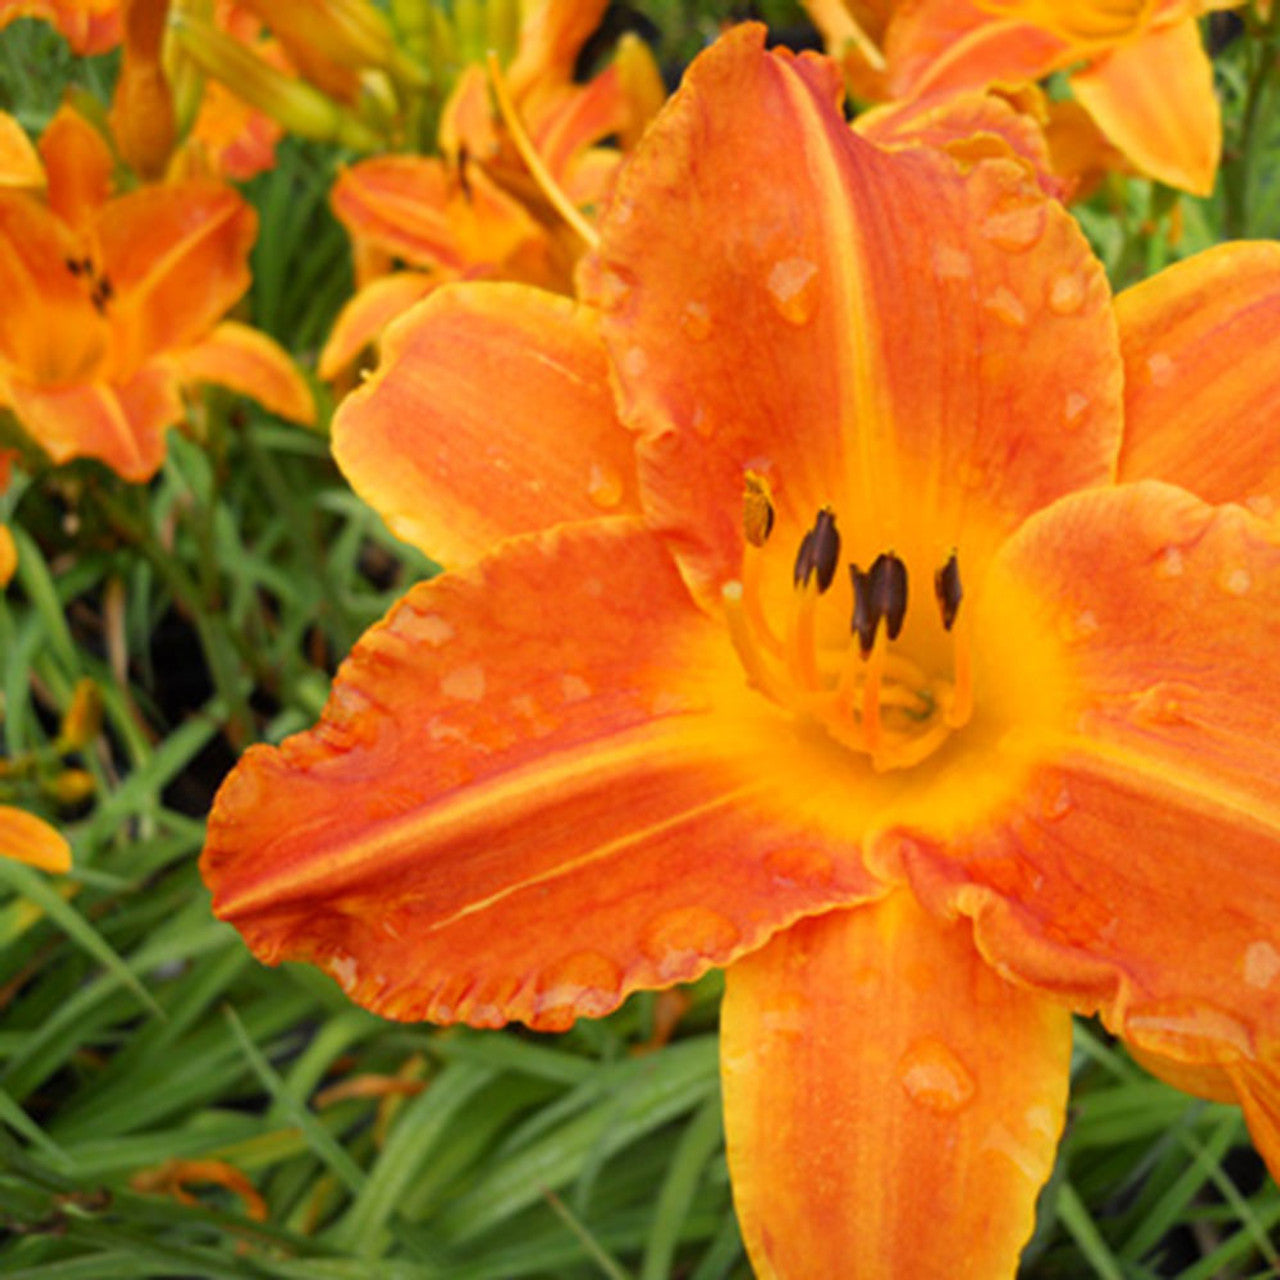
723 480 973 772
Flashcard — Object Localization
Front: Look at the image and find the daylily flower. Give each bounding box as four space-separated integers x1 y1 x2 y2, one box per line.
0 0 121 53
201 26 1280 1276
0 105 313 480
805 0 1227 194
0 806 71 873
318 0 662 377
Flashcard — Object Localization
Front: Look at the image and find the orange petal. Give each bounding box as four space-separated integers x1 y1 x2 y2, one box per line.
0 804 72 873
201 521 883 1031
1227 1061 1280 1181
0 0 121 53
0 191 106 385
583 24 1121 604
882 1 1070 98
722 893 1071 1280
317 270 436 379
1116 241 1280 511
889 483 1280 1065
6 365 181 480
109 0 176 179
38 106 114 230
1069 17 1220 195
168 320 314 424
1128 1041 1238 1103
97 180 256 377
854 86 1067 199
0 111 43 188
506 0 609 103
332 282 640 563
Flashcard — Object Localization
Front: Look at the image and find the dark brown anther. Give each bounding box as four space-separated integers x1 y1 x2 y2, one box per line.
869 551 908 640
794 508 840 592
65 257 85 276
934 550 962 631
743 471 775 548
851 563 876 655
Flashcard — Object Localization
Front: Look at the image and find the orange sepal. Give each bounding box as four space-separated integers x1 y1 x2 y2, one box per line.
109 0 176 179
317 270 436 379
332 282 640 564
6 365 181 480
1042 99 1132 201
1227 1061 1280 1182
96 180 256 379
584 24 1121 602
722 893 1071 1280
38 106 114 230
167 321 315 424
1116 241 1280 511
1128 1041 1238 1104
0 111 43 188
201 520 883 1030
0 804 72 873
1069 17 1219 195
892 483 1280 1066
506 0 609 104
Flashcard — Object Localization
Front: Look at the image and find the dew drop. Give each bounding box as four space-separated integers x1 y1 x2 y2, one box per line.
1057 608 1099 643
327 952 359 993
1131 684 1188 728
980 197 1045 252
1040 782 1072 822
766 256 820 325
440 663 486 701
1244 939 1280 990
763 846 835 887
560 673 592 702
1246 494 1277 520
407 612 454 647
586 459 625 510
898 1038 976 1113
1154 546 1184 578
932 244 973 280
681 300 712 341
1219 566 1251 596
623 345 649 378
594 269 632 313
1047 271 1086 315
536 950 624 1019
690 403 713 438
1146 352 1175 387
1063 391 1090 427
611 197 635 226
641 906 740 981
983 287 1027 329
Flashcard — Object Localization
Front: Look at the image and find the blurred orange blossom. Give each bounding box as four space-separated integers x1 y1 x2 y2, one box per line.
201 24 1280 1278
805 0 1230 194
0 105 312 480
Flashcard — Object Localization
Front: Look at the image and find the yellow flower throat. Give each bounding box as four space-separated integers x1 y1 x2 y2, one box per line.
722 472 973 774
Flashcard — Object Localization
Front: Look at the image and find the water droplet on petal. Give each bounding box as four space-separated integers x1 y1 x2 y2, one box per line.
681 300 712 341
1146 352 1176 387
560 673 592 702
623 345 649 378
327 952 360 993
1063 391 1090 427
1219 566 1251 596
763 846 835 887
932 244 973 280
408 612 455 647
594 269 632 313
1048 271 1086 315
641 906 740 981
981 196 1045 252
983 287 1027 329
1154 546 1184 578
898 1038 976 1113
536 950 624 1022
766 256 820 325
1040 782 1072 821
1057 609 1099 643
1131 683 1189 728
611 197 635 226
690 403 713 438
586 460 624 510
1125 1000 1253 1059
1246 494 1276 520
440 663 486 701
1244 940 1280 990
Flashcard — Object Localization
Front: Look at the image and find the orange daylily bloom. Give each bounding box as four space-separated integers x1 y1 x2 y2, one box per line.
202 26 1280 1275
807 0 1225 194
0 0 121 53
0 805 71 873
0 106 313 480
319 0 661 377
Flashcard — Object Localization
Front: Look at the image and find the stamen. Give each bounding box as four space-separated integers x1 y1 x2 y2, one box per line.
741 543 784 658
935 550 962 631
946 610 973 728
786 583 821 691
869 551 908 640
861 626 887 754
851 563 877 656
793 508 840 593
742 471 775 549
486 52 600 250
723 581 792 705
